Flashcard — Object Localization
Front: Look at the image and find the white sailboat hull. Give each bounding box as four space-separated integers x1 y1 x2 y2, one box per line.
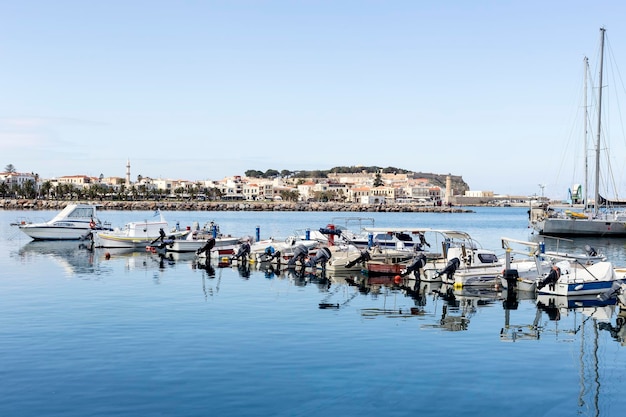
533 217 626 237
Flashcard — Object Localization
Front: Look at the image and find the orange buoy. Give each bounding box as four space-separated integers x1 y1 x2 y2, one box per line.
394 275 402 284
105 252 111 260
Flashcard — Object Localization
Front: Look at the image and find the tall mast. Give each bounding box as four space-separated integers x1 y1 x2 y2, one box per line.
581 57 589 211
594 27 605 215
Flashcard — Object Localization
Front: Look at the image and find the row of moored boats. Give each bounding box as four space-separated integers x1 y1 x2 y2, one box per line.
14 204 626 302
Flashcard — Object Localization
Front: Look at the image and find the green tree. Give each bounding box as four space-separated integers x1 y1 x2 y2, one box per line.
41 181 52 198
4 164 16 173
279 189 300 202
245 170 264 178
23 180 36 198
0 181 8 197
263 169 280 179
373 172 384 187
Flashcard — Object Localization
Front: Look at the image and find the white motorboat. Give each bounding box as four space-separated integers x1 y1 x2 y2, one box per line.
498 237 611 293
17 203 112 240
535 260 626 297
433 232 502 287
396 229 503 286
162 222 242 254
92 210 187 249
322 227 501 283
316 239 416 274
355 227 431 251
167 234 242 254
249 236 320 263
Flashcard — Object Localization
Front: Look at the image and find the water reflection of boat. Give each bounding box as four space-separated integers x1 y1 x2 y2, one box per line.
534 285 619 415
417 284 503 331
598 306 626 346
17 240 99 275
536 294 616 321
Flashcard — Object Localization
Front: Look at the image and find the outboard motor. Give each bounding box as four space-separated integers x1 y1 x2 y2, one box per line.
150 228 167 245
437 257 461 280
537 266 561 291
259 246 281 262
233 241 251 261
402 254 427 279
287 244 309 267
502 269 519 289
584 244 598 257
306 246 332 269
597 280 623 302
196 238 216 256
345 250 371 268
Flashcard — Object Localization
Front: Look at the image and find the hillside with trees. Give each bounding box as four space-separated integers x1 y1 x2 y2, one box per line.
244 166 469 194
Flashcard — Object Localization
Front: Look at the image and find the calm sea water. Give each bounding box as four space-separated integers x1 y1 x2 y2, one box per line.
2 207 626 417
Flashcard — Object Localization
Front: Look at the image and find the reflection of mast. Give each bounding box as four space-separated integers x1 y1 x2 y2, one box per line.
576 311 601 417
592 324 600 417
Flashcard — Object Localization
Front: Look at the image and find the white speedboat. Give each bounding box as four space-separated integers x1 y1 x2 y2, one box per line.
356 227 431 251
535 260 626 297
162 222 242 254
92 211 187 249
392 229 503 286
166 234 242 254
249 236 320 263
498 237 611 293
17 204 112 240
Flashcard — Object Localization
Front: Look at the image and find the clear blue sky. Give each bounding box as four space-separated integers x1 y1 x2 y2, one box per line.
2 0 626 199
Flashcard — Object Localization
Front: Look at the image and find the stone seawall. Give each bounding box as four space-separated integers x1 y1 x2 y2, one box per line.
0 199 473 213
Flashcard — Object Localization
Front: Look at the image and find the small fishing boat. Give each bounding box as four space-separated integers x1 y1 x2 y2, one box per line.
248 236 320 263
364 247 416 276
534 260 625 297
92 210 187 249
499 237 611 293
163 222 242 254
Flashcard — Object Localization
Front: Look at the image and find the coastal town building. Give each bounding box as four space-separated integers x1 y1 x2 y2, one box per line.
0 171 37 187
57 175 93 187
3 160 536 205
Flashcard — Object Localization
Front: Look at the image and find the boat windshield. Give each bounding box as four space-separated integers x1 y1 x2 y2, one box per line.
477 253 499 264
67 207 95 219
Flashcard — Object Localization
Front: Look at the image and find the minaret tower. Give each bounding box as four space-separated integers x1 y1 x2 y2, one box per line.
445 175 452 205
125 159 131 186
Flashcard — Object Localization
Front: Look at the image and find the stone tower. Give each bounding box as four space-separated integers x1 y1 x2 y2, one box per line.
125 159 131 186
445 175 452 204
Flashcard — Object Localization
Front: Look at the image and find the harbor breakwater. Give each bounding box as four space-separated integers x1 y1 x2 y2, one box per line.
0 199 472 213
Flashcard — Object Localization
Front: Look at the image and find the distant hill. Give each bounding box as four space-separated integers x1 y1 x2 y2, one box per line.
245 166 469 194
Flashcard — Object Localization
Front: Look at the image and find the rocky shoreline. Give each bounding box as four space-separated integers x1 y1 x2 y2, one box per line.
0 199 473 213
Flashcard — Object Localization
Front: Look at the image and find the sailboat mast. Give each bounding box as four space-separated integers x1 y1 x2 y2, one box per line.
581 57 589 211
594 27 605 215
